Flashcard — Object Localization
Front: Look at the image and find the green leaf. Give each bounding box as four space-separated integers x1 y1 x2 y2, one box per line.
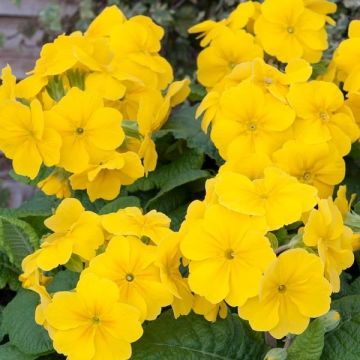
287 319 325 360
321 295 360 359
132 311 268 359
0 252 20 290
0 215 38 266
155 105 223 165
0 344 35 360
99 196 141 214
9 167 54 187
47 270 79 293
0 290 53 356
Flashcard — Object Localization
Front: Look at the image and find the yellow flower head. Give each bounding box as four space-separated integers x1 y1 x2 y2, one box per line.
255 0 327 63
273 140 345 198
70 151 144 202
36 198 104 270
197 28 263 88
303 198 354 292
102 207 171 245
239 249 331 339
212 82 295 159
0 99 62 179
181 205 275 306
215 167 318 231
288 80 360 155
38 169 71 199
47 88 125 173
334 185 357 220
0 64 16 101
192 295 228 323
45 273 143 360
85 236 172 321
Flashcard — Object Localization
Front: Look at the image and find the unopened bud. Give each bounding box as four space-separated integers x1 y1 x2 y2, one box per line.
264 348 287 360
318 310 341 332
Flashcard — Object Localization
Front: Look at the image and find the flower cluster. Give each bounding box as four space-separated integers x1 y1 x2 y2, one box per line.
0 6 190 202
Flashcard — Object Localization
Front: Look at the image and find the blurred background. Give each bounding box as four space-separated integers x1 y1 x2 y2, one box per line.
0 0 357 208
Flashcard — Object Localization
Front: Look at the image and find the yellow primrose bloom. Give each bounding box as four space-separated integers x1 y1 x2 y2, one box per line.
85 236 173 321
181 205 275 306
215 167 318 231
197 28 263 88
102 206 171 245
165 79 191 107
0 65 16 101
288 81 360 156
156 232 193 318
334 185 357 220
303 0 337 25
273 140 345 198
70 151 144 202
38 169 71 199
346 92 360 127
36 198 104 270
239 249 331 339
46 88 125 173
255 0 327 63
192 295 228 323
45 273 143 360
303 198 354 292
212 82 295 159
0 99 61 179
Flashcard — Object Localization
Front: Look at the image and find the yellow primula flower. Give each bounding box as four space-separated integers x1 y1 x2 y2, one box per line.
334 185 357 220
192 295 228 323
288 80 360 155
197 28 263 88
255 0 327 63
181 205 275 306
273 140 345 198
303 198 354 292
156 232 193 318
303 0 337 25
239 249 331 339
85 236 173 321
36 198 104 270
102 206 171 245
0 99 61 179
0 64 16 101
212 82 295 159
45 273 143 360
70 151 144 202
38 169 71 199
215 167 318 231
46 88 125 173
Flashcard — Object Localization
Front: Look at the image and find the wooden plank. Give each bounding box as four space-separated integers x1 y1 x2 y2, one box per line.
0 48 39 78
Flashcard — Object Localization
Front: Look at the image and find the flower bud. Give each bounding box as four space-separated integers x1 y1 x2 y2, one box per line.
318 310 341 332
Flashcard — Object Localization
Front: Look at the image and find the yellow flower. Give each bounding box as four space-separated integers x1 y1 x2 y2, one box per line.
303 198 354 292
165 79 191 107
197 28 263 88
273 140 345 198
288 81 360 155
334 185 357 220
215 167 318 231
212 82 295 159
70 151 144 202
47 88 125 173
0 99 61 179
38 169 71 199
255 0 327 63
303 0 337 24
85 236 172 321
0 65 16 101
156 232 193 318
239 249 331 339
102 207 171 245
36 198 104 270
45 273 143 360
192 295 228 322
180 205 275 306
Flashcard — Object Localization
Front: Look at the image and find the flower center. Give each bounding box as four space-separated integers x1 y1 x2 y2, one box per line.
225 249 236 260
76 127 84 135
92 316 101 325
126 273 135 282
302 171 312 183
278 284 286 293
264 77 273 85
247 122 257 132
319 111 330 121
287 26 295 34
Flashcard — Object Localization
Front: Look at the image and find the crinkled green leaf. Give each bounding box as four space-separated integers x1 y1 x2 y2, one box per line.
0 290 52 356
0 252 20 290
287 319 325 360
0 343 35 360
132 312 268 359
